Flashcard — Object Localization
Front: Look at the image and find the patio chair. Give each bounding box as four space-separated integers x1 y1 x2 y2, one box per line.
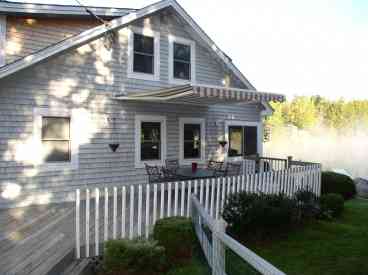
224 162 242 176
165 159 180 177
165 159 179 171
161 166 178 181
145 163 163 183
207 160 224 171
207 160 225 177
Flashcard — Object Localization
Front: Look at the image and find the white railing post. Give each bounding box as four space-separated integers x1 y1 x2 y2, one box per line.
75 189 80 259
212 219 227 275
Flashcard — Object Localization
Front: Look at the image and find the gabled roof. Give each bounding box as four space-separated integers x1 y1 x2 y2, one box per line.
0 1 136 18
0 0 255 90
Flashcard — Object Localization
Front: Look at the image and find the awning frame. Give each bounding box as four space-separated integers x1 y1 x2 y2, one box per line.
115 84 285 106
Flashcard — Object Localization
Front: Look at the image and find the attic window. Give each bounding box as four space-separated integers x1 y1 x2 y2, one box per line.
169 35 196 84
127 27 160 81
133 33 154 74
173 42 191 80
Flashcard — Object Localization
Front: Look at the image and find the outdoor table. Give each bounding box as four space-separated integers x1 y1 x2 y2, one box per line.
176 167 216 180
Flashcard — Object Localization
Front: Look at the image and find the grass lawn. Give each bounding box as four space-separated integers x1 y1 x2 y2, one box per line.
232 199 368 275
170 199 368 275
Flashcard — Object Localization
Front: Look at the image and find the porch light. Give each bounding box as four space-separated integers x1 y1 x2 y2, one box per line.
107 116 120 152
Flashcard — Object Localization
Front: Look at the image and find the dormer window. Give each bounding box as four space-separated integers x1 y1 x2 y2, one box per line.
169 35 196 84
128 27 160 81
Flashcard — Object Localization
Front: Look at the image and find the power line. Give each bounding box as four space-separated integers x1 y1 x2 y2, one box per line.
73 0 108 26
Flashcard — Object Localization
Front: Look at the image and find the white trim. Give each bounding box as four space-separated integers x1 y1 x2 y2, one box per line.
260 102 274 117
33 107 79 171
168 35 196 85
127 26 160 81
0 15 6 67
135 114 167 168
224 120 263 161
179 117 206 165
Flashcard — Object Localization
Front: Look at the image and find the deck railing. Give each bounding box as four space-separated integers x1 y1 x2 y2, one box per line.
75 160 321 259
191 195 286 275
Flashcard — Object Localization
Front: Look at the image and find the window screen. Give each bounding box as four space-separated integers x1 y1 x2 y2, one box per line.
183 124 201 159
141 122 161 161
173 42 191 80
133 33 154 74
228 126 243 157
41 117 71 162
228 125 258 157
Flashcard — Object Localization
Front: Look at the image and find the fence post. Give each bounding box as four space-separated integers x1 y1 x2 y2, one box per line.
287 156 293 169
212 219 227 275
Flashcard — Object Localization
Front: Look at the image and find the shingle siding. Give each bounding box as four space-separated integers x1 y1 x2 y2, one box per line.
5 16 99 64
0 11 260 207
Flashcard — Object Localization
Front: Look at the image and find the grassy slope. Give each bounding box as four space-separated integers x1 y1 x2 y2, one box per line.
244 199 368 275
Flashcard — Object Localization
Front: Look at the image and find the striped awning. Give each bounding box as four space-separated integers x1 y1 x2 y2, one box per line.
115 84 285 105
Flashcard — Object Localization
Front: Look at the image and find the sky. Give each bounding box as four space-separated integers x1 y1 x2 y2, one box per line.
12 0 368 100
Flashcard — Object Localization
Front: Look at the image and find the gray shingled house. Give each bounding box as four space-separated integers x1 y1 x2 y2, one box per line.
0 0 285 209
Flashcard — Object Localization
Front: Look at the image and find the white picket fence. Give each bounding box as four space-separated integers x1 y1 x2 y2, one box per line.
75 163 321 259
191 195 286 275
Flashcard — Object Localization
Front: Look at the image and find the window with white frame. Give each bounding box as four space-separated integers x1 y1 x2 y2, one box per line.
135 115 166 167
169 35 196 84
179 118 205 164
225 121 261 160
42 117 71 162
127 27 160 81
33 108 78 170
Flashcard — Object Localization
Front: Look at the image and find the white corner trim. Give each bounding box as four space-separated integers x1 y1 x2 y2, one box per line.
168 34 196 85
33 107 79 171
260 101 274 117
127 26 160 81
0 15 6 67
224 120 263 161
179 117 206 165
135 114 167 168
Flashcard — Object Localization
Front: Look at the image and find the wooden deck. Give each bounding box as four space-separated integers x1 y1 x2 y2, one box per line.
0 202 78 275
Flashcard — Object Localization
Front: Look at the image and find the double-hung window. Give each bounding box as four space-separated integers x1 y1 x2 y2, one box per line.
225 121 260 159
135 115 166 168
128 27 160 81
179 118 205 164
33 108 78 171
169 35 195 84
42 117 71 162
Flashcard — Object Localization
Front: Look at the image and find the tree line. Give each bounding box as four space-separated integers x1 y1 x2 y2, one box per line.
266 96 368 132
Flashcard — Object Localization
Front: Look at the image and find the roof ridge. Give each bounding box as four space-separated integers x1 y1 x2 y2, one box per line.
0 0 138 11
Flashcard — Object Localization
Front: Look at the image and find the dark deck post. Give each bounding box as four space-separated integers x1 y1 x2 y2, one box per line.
287 156 293 169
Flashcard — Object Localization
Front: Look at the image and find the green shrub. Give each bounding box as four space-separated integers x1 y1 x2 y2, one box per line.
222 192 297 239
321 171 356 200
320 193 345 218
294 188 320 220
153 217 195 265
103 239 166 274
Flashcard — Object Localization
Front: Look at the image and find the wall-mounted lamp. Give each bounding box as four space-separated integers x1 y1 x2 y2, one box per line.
107 116 120 153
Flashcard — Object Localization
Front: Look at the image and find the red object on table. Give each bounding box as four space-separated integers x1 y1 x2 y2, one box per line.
192 162 198 173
